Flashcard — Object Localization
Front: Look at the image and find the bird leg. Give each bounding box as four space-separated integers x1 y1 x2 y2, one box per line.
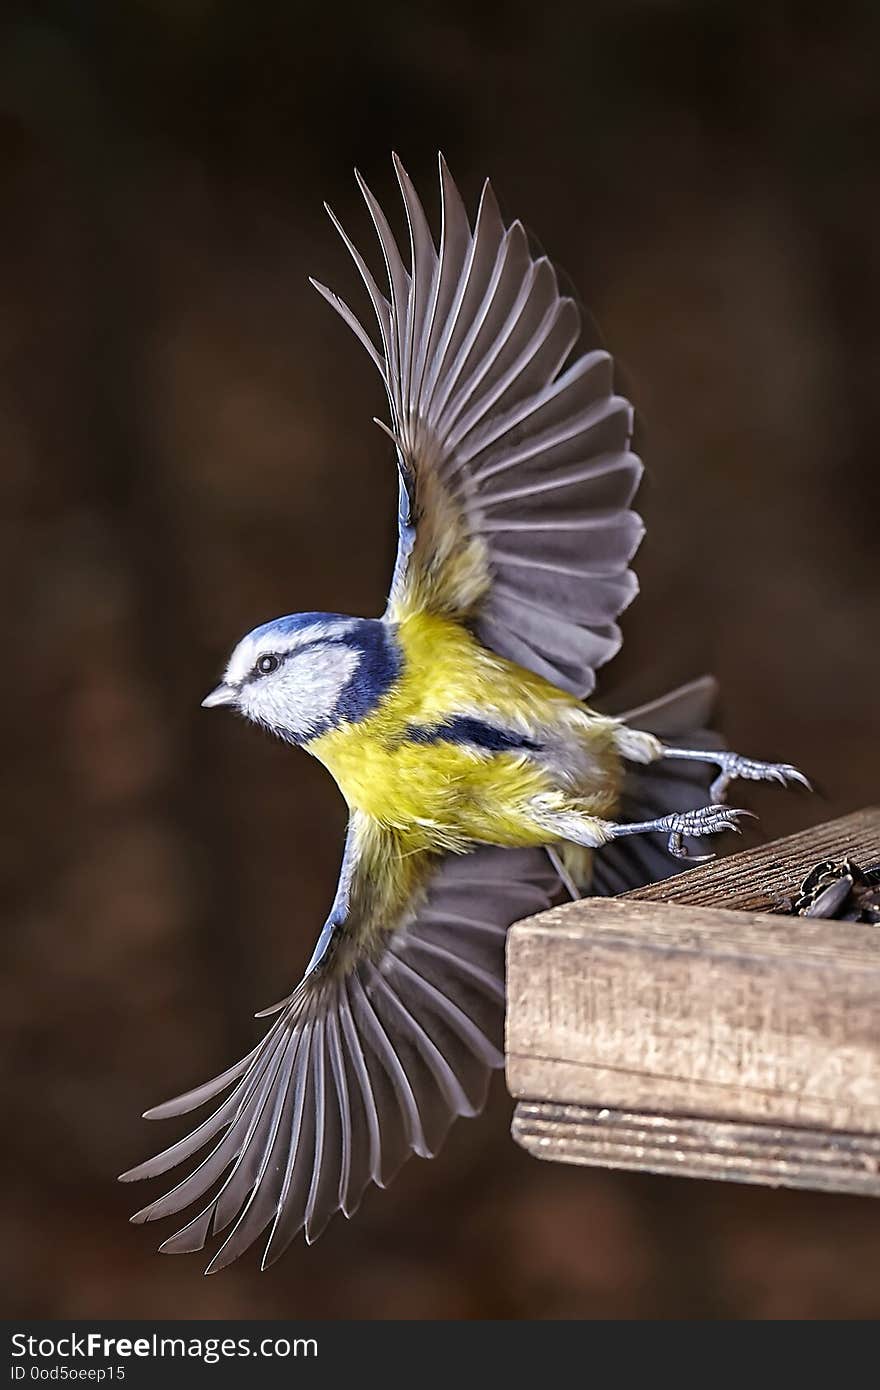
545 845 582 901
607 804 755 861
658 748 811 804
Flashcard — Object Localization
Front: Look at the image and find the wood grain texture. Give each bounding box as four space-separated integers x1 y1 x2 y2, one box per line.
622 807 880 912
512 1102 880 1196
506 896 880 1135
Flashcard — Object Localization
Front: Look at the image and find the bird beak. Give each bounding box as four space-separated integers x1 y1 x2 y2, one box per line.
201 683 237 709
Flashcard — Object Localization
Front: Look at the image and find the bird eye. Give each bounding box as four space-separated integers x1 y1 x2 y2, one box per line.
256 653 281 676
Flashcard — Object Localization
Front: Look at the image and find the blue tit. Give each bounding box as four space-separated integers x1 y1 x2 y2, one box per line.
120 155 809 1270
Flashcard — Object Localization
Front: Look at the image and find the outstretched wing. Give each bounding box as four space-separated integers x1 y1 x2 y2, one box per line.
120 830 555 1271
312 154 643 698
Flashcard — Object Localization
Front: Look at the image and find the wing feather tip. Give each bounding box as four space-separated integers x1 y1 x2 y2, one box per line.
259 1240 292 1273
118 1168 148 1186
159 1229 211 1258
203 1249 235 1276
304 1216 333 1247
128 1204 156 1225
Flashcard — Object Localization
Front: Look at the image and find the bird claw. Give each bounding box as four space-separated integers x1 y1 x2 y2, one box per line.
709 754 811 804
665 804 755 860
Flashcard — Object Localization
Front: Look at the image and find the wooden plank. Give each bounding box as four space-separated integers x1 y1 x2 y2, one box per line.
506 896 880 1135
622 806 880 912
512 1102 880 1196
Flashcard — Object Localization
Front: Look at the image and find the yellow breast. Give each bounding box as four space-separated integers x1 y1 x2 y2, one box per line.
307 612 581 851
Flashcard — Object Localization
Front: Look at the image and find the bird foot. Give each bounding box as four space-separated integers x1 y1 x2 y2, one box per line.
609 803 755 862
708 753 811 804
661 804 755 860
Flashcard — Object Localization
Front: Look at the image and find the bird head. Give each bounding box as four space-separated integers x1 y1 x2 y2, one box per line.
202 613 399 744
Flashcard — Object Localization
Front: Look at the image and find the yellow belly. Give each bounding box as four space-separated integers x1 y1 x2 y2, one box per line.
308 611 621 853
320 734 552 850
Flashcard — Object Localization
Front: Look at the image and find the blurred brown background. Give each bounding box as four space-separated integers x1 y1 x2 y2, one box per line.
2 0 879 1320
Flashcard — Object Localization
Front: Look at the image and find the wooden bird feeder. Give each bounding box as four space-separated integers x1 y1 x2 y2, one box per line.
506 809 880 1195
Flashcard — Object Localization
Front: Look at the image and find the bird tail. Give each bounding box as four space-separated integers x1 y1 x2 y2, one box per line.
589 674 725 894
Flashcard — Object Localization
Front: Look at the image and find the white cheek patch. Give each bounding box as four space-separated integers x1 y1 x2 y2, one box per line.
240 643 361 739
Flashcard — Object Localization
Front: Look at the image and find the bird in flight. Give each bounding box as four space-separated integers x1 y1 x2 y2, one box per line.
120 155 807 1270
